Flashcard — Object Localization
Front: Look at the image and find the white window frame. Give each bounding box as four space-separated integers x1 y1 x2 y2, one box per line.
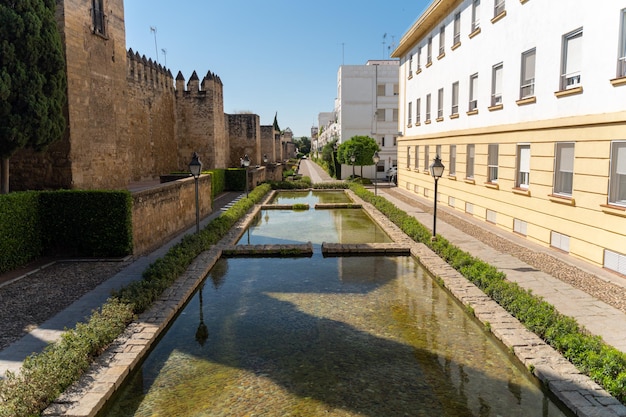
417 47 422 70
437 88 444 118
406 147 411 168
471 0 481 32
488 143 499 183
609 141 626 206
491 63 503 106
408 54 413 77
466 144 475 179
494 0 505 17
451 81 459 115
520 48 536 99
513 219 527 236
426 93 431 121
427 37 433 64
561 28 583 90
516 144 530 189
469 73 478 111
416 98 421 124
453 12 461 45
415 145 420 170
439 25 445 56
554 142 574 196
424 145 430 171
618 9 626 78
449 145 457 176
377 108 385 122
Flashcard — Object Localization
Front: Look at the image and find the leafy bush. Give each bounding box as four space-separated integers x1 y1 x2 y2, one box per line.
204 169 226 198
349 183 626 403
0 192 42 274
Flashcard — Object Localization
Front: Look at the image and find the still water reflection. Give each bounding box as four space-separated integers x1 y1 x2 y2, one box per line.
103 255 571 417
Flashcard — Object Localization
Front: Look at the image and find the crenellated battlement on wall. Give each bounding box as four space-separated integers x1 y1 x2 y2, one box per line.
175 69 223 96
127 49 174 91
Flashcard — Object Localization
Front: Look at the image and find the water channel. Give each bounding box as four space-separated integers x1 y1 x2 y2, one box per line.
101 191 572 417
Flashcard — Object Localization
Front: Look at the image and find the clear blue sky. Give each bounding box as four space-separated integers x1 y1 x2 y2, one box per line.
124 1 430 138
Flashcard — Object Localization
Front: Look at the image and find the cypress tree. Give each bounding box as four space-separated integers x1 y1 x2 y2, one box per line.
0 0 67 193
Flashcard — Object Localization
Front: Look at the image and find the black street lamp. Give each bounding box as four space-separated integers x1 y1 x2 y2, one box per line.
188 152 202 234
241 154 251 198
429 154 445 240
372 151 380 196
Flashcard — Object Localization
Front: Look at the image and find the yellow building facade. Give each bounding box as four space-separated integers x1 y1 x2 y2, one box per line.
392 0 626 273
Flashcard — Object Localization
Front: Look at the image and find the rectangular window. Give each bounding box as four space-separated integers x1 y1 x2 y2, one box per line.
436 145 442 158
377 84 385 96
426 94 432 121
377 109 385 121
605 249 626 275
416 98 421 124
465 202 474 214
618 9 626 78
408 54 413 76
609 141 626 206
394 83 399 95
451 81 459 115
561 28 583 90
427 37 433 64
494 0 505 17
408 101 413 125
551 231 570 253
513 219 527 236
92 0 106 36
486 209 497 224
449 145 457 175
554 142 574 196
439 26 446 56
393 108 398 122
414 146 420 170
516 144 530 189
491 63 503 106
417 47 422 70
472 0 481 32
488 143 499 183
437 88 444 118
406 147 411 168
448 196 455 207
453 12 461 45
520 48 536 99
469 73 478 111
466 144 475 178
424 145 430 170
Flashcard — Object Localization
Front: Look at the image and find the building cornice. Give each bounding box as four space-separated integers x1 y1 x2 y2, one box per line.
392 0 463 58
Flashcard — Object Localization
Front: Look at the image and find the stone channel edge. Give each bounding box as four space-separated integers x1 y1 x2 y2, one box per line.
42 189 626 417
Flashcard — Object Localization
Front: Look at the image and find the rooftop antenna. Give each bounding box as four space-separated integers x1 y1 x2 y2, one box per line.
161 48 167 67
150 26 159 63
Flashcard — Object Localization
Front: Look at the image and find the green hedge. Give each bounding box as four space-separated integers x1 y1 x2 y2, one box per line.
225 168 246 191
39 190 133 257
349 183 626 403
0 192 43 274
204 169 225 198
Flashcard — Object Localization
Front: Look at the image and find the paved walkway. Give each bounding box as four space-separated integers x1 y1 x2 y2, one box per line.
0 191 243 379
297 158 334 182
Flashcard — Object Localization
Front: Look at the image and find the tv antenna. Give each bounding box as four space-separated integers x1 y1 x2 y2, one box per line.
161 48 167 67
150 26 159 63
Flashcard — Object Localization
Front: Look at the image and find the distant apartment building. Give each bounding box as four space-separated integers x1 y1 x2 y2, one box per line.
392 0 626 273
317 60 400 177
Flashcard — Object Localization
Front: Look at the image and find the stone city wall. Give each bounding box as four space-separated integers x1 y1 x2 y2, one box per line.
131 175 212 255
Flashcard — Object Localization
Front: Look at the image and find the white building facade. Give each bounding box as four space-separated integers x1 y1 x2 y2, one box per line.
392 0 626 272
317 60 400 178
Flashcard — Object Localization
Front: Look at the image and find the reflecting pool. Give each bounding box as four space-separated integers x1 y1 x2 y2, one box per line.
102 255 571 417
269 190 352 205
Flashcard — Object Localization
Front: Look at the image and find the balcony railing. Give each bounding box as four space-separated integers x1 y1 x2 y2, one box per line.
520 80 534 99
562 71 581 90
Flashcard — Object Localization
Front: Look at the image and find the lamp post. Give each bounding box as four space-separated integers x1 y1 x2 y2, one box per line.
372 151 380 196
429 154 445 240
241 154 250 198
188 152 202 234
350 153 356 179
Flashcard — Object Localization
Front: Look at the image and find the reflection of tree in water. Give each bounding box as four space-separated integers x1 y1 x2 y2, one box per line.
209 259 228 289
